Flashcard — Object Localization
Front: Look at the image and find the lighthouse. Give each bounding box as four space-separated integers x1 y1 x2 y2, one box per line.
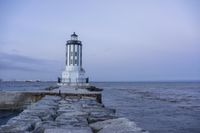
60 32 88 86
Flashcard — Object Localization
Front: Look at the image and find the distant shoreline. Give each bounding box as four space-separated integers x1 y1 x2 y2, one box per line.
1 80 200 83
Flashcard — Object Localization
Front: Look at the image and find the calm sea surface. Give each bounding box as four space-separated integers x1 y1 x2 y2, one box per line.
0 81 200 133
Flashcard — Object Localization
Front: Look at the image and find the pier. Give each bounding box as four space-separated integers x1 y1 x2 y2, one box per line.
0 86 148 133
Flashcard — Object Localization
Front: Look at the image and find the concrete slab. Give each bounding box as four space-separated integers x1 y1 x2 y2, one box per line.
0 87 102 109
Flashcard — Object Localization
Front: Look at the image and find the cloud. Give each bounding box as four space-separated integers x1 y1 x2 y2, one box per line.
0 52 45 64
0 52 52 70
0 52 63 80
0 62 38 72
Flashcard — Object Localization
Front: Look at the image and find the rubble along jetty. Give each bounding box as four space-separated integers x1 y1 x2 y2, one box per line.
0 86 149 133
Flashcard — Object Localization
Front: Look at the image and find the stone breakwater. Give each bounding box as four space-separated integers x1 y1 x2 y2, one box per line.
0 95 149 133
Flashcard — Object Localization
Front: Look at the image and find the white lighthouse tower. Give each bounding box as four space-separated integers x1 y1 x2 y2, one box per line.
60 32 88 86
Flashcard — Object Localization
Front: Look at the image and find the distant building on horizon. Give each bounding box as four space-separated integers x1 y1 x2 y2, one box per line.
58 32 89 86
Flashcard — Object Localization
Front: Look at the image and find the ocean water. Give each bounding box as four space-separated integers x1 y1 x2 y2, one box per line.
93 82 200 133
0 81 200 133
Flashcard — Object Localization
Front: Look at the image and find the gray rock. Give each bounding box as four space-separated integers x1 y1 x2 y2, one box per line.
28 100 58 110
55 111 89 127
21 109 56 121
33 121 82 132
42 95 61 101
44 127 93 133
90 118 149 133
57 111 88 118
57 107 77 115
33 121 58 133
87 108 116 123
0 123 32 133
57 103 82 115
65 97 80 103
6 114 41 131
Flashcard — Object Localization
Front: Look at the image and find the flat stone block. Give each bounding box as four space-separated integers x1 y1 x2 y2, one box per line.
44 127 93 133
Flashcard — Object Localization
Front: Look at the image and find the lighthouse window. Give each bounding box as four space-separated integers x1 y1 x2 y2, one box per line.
75 52 78 56
75 60 77 64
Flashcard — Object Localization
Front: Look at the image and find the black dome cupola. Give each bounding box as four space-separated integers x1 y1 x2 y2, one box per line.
67 32 82 45
71 32 78 40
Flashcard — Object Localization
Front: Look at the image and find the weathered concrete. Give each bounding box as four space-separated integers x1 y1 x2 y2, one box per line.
0 91 43 110
0 87 101 110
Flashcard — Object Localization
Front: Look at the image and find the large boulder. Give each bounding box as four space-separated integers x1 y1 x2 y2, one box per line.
21 108 56 121
87 108 116 123
90 118 149 133
0 124 32 133
55 111 89 127
0 114 41 132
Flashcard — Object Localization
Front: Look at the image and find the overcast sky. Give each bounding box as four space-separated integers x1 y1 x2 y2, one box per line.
0 0 200 81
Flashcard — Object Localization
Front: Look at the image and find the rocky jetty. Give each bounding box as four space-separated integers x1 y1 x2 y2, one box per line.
0 95 148 133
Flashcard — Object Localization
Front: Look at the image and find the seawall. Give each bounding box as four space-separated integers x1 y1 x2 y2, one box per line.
0 91 44 110
0 88 101 110
0 86 149 133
